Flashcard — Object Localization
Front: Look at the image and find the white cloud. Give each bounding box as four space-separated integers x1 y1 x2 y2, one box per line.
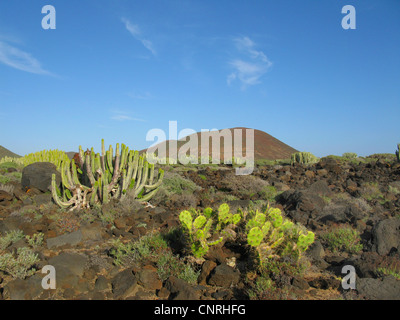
228 36 272 89
110 110 145 122
121 18 156 56
0 41 51 75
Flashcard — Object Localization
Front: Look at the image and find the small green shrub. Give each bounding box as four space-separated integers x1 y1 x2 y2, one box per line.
259 185 278 203
0 162 18 169
0 247 39 279
367 153 396 161
342 152 358 160
108 232 199 283
256 159 291 166
389 185 400 195
0 230 25 250
221 174 269 198
0 175 10 185
108 233 168 266
321 226 363 254
247 274 292 300
157 251 200 284
376 258 400 280
151 172 201 206
247 275 275 299
25 233 44 248
11 172 22 180
360 182 387 204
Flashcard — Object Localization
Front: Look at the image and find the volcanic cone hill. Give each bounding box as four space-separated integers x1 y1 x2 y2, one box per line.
0 146 20 160
141 127 298 161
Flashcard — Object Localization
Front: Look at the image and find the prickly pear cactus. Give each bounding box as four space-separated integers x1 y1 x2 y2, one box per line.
247 227 264 247
245 205 315 265
179 203 241 258
216 203 242 231
193 215 207 229
179 210 193 232
296 231 315 252
203 207 213 219
268 208 283 228
232 213 241 225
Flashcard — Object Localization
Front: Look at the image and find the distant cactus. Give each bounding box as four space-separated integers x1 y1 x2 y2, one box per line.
179 203 241 258
342 152 358 160
51 140 164 210
0 150 69 169
22 150 70 169
396 144 400 163
245 205 315 265
290 152 319 165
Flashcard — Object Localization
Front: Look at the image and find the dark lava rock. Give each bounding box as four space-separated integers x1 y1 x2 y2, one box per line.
316 202 366 224
137 265 162 291
21 162 61 192
198 260 217 285
0 190 13 202
47 252 89 290
111 269 138 299
32 193 52 205
208 264 240 287
3 275 43 300
306 240 325 261
291 277 310 290
371 218 400 256
357 276 400 300
94 276 110 292
277 190 325 213
346 252 384 278
164 276 200 300
46 230 83 249
308 276 341 290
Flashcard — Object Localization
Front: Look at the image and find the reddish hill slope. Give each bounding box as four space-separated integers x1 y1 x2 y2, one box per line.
0 145 21 160
141 127 298 161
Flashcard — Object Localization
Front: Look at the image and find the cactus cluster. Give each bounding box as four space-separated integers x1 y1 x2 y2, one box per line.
290 152 319 165
0 150 69 169
0 156 23 167
179 203 241 258
51 140 164 210
342 152 358 160
22 150 70 169
396 143 400 163
246 206 314 264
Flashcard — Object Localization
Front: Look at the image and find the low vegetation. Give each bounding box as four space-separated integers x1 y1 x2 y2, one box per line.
320 225 363 254
290 152 319 165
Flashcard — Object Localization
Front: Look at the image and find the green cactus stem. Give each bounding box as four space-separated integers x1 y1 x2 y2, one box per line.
51 140 164 211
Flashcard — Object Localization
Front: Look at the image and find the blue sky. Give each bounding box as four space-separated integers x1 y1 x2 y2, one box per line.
0 0 399 157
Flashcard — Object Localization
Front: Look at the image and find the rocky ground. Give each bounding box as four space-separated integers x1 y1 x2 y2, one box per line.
0 156 399 300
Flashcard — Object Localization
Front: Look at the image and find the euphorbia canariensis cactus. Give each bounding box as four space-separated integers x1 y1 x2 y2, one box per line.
290 151 319 165
51 140 164 210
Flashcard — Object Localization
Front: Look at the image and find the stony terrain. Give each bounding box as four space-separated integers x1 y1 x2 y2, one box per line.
0 155 399 300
